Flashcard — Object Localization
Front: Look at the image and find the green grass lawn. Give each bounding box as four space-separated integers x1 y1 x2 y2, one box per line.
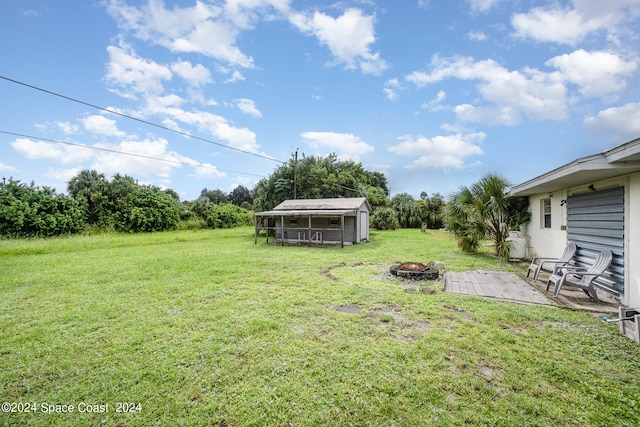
1 228 639 426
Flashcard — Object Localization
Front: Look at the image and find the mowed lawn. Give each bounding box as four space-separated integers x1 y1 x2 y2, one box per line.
1 228 639 426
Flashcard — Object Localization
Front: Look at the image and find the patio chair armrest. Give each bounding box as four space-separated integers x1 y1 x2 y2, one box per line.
531 257 558 263
539 259 566 268
558 266 587 273
572 271 610 278
551 262 576 273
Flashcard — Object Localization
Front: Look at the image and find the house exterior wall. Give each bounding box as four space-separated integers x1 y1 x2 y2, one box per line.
525 174 640 307
526 190 568 260
627 173 640 307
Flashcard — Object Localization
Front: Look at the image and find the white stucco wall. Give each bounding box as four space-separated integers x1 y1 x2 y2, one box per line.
525 190 568 261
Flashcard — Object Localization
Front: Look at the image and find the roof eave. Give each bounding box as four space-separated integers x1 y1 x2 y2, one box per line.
509 137 640 197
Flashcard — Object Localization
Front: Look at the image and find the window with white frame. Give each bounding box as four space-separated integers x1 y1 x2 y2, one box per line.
541 198 551 229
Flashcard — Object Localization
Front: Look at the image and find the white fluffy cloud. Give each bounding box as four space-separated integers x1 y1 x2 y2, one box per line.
546 49 637 98
160 106 260 154
290 8 388 74
224 0 291 29
421 90 447 112
106 43 172 96
106 0 255 68
190 162 226 179
406 55 567 124
512 0 640 45
11 138 94 164
467 30 487 41
90 138 186 178
82 115 127 137
171 61 212 87
300 131 374 161
8 135 225 183
388 133 485 170
0 162 18 173
467 0 505 13
235 99 262 118
584 102 640 141
403 48 637 126
103 40 263 155
383 78 402 101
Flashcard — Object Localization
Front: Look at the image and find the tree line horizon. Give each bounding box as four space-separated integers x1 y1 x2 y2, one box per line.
0 153 530 258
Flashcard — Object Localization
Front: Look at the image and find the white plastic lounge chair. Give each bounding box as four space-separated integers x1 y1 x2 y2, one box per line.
527 242 577 282
546 249 612 301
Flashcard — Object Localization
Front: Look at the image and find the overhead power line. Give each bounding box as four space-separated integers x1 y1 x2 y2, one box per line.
0 75 284 164
0 130 266 178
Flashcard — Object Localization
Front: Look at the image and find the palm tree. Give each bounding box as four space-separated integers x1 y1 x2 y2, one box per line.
418 193 445 229
445 173 530 259
391 193 421 228
67 170 109 224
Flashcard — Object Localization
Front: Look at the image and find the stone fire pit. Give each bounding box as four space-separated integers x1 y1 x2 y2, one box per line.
390 262 439 280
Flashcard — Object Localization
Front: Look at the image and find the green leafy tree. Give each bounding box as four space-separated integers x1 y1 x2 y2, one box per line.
105 175 181 233
253 153 389 211
445 173 531 259
0 179 85 237
68 171 182 233
199 188 229 204
229 185 252 207
67 169 109 225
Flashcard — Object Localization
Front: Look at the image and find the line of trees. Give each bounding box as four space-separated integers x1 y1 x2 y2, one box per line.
1 154 531 259
0 171 255 238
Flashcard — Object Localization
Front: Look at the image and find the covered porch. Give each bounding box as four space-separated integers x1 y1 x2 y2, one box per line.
254 209 355 247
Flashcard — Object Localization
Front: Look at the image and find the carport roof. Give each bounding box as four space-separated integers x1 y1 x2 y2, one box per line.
509 137 640 196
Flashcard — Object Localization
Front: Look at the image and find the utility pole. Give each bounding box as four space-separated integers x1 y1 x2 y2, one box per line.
293 148 298 199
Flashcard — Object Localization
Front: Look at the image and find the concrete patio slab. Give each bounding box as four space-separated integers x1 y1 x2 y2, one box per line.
443 270 620 313
443 270 550 305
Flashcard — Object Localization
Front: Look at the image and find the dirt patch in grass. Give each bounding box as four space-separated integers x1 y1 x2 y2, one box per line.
370 307 406 323
368 306 432 340
477 363 500 378
328 305 362 314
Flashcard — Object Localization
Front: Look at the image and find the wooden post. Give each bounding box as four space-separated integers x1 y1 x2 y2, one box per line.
340 214 345 248
280 215 285 246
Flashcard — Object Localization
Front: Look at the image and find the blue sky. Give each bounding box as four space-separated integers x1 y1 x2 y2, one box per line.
1 0 639 201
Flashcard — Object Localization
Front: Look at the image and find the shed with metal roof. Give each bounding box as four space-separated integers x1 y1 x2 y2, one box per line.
254 197 371 247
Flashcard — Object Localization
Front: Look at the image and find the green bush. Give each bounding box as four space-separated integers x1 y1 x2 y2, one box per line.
109 180 181 233
204 203 253 229
371 206 399 230
0 180 85 237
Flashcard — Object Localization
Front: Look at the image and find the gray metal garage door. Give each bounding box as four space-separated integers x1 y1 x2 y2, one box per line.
566 186 624 295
